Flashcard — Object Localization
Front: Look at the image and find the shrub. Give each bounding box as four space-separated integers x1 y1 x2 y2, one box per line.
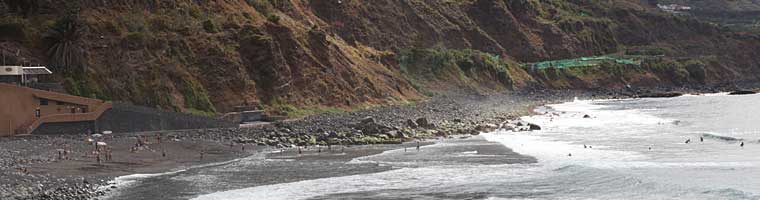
267 14 281 24
202 19 219 33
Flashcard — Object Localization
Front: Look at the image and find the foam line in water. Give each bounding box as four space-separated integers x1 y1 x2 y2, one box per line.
192 164 543 200
100 152 268 199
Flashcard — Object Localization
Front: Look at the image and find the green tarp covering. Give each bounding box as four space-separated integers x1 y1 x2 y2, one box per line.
523 56 640 70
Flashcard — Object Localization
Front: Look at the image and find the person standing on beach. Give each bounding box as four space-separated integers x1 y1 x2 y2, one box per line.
200 150 205 161
416 141 420 151
106 148 112 161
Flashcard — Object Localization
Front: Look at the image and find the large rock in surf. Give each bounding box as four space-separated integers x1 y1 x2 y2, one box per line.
528 123 541 131
639 92 683 98
729 90 757 95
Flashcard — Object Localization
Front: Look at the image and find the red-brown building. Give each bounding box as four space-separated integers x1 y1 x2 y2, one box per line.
1 65 113 136
0 83 112 136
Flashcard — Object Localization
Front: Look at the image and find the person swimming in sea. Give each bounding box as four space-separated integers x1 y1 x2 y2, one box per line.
700 136 704 142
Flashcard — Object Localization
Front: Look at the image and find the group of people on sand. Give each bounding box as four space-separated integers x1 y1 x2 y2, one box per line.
94 147 113 164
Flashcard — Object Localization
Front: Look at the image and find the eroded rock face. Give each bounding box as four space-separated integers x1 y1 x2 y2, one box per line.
2 0 760 114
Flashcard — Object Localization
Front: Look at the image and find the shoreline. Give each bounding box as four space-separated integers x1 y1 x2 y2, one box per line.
1 85 758 199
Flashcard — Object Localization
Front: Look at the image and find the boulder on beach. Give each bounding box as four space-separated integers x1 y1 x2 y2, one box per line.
361 116 376 124
416 118 435 129
405 119 419 128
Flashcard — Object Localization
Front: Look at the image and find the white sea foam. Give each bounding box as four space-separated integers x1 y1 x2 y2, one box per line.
193 164 543 200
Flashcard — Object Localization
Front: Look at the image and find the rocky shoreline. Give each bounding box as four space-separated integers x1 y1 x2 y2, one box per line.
2 85 758 200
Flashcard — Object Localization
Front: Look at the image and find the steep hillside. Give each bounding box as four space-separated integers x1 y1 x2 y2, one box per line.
1 0 759 116
656 0 760 32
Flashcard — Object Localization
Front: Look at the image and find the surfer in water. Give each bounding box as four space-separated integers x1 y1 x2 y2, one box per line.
700 136 704 142
741 142 745 147
685 139 691 144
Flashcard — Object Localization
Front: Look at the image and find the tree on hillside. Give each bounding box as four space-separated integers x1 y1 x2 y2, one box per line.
43 12 87 73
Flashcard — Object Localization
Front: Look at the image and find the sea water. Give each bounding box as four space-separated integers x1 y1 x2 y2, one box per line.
116 93 760 200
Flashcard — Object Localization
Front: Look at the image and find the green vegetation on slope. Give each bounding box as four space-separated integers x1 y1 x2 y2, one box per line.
398 48 518 95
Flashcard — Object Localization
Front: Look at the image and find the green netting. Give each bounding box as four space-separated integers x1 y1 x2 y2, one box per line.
523 56 640 70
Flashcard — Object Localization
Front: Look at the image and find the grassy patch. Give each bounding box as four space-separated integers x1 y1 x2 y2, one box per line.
397 48 517 95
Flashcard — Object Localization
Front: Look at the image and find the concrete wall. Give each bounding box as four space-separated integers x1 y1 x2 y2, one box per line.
95 102 236 133
0 114 13 137
0 83 42 135
32 121 96 135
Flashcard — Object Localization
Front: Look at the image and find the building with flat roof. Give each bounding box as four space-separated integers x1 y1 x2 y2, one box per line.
0 65 112 136
0 65 53 85
0 83 113 136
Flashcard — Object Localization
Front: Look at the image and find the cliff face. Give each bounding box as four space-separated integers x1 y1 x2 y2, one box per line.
1 0 759 115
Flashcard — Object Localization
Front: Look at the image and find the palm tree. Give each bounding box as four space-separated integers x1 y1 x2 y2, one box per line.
43 14 86 73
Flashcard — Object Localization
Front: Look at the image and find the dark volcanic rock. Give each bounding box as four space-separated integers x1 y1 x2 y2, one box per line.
415 118 435 129
639 92 683 98
729 90 757 95
405 119 419 128
528 123 542 131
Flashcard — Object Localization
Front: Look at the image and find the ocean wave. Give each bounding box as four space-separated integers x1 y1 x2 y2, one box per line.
701 188 759 199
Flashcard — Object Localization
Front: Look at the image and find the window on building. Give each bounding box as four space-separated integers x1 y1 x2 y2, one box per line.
57 101 64 105
40 99 48 105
